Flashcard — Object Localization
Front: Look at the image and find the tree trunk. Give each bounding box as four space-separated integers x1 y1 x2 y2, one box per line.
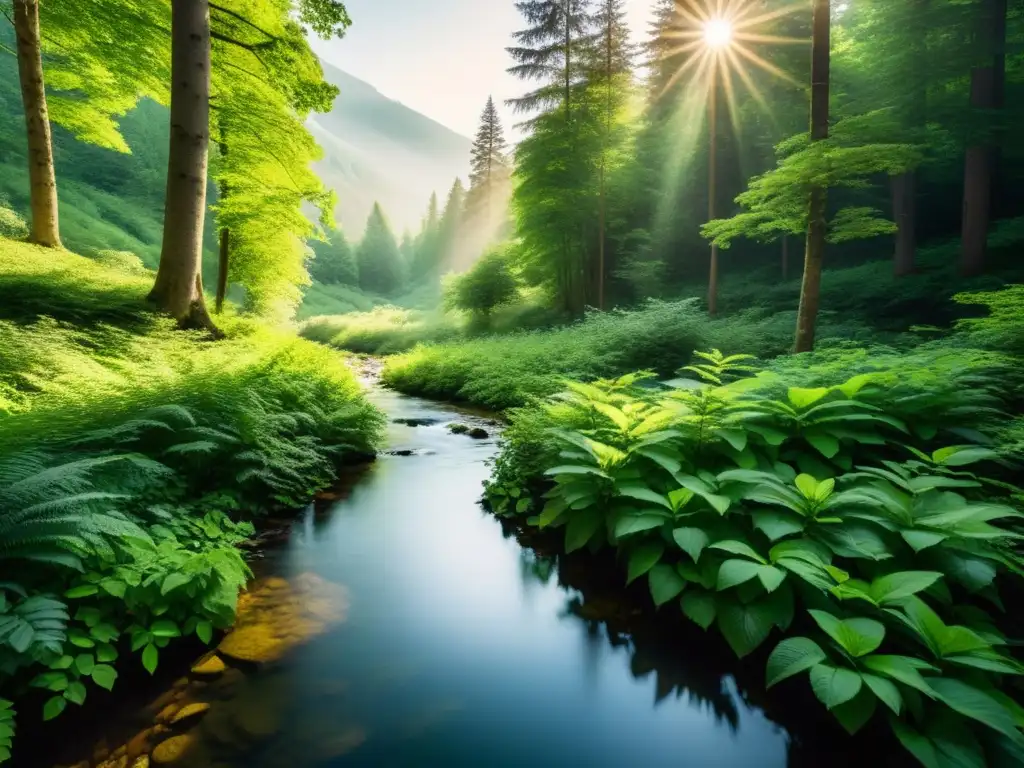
149 0 219 335
959 0 1007 278
707 64 719 316
13 0 61 248
892 171 917 276
794 0 831 354
215 140 229 313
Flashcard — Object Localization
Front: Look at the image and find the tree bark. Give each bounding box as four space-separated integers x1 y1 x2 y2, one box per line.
215 140 229 313
959 0 1007 278
891 171 917 276
13 0 61 248
794 0 830 354
149 0 220 335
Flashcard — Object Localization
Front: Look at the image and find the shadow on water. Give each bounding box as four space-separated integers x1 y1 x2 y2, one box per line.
31 386 905 768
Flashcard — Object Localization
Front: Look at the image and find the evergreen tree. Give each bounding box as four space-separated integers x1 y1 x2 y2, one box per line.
464 96 511 239
357 203 405 295
411 191 440 281
309 229 358 286
437 178 466 272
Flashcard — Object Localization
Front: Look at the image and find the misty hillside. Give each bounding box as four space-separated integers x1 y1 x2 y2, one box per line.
311 62 471 236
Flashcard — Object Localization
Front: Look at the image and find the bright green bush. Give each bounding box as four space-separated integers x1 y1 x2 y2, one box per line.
485 347 1024 766
300 306 463 355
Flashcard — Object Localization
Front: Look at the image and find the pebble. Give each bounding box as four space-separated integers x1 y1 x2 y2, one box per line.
151 735 195 765
169 702 211 726
190 653 226 677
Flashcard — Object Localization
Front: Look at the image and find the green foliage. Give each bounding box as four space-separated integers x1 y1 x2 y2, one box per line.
486 338 1024 766
0 202 26 241
443 248 520 321
357 204 406 296
309 229 358 286
301 307 462 356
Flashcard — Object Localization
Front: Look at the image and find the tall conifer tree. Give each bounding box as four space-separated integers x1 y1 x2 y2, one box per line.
357 203 404 295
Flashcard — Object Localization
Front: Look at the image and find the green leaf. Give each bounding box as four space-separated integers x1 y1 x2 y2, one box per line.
869 572 943 605
63 681 87 706
752 510 805 541
717 428 748 452
890 718 940 768
161 572 191 596
648 564 686 607
929 678 1024 743
672 527 709 562
565 511 603 553
901 530 948 552
861 655 936 697
862 673 902 715
717 560 762 591
91 664 117 692
63 585 98 599
616 483 672 510
42 696 67 721
795 474 819 499
545 465 608 478
809 663 863 709
627 541 665 584
49 655 73 670
818 524 893 561
68 628 95 649
96 643 118 663
99 579 126 598
708 540 766 564
680 590 716 630
142 644 158 675
74 654 95 676
667 488 694 512
789 387 829 409
717 594 782 658
765 637 826 688
615 515 665 538
89 623 119 644
808 610 885 657
831 687 877 734
593 402 629 431
806 432 841 459
538 500 567 528
196 620 214 645
8 623 34 654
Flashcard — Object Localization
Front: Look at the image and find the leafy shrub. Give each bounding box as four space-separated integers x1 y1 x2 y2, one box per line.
0 203 27 241
443 248 520 322
90 250 151 276
485 349 1024 766
300 306 462 355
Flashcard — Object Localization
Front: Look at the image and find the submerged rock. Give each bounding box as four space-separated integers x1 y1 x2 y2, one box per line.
190 653 226 677
151 734 195 765
131 757 150 768
169 702 211 727
393 417 439 427
447 423 469 434
468 428 489 439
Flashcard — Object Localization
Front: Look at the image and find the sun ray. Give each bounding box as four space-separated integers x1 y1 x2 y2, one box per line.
733 3 806 31
659 51 714 103
731 42 804 88
719 59 743 139
734 33 807 46
725 47 772 117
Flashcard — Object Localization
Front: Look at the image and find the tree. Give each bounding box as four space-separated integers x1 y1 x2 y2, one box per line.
357 203 405 295
443 247 520 325
960 0 1008 277
436 178 466 272
11 0 58 247
465 96 511 240
309 229 357 285
148 0 218 331
410 191 440 281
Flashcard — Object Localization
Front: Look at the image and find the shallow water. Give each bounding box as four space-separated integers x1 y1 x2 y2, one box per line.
44 386 819 768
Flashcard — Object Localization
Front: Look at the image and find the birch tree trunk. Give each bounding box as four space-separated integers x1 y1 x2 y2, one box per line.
794 0 831 354
13 0 61 248
149 0 219 334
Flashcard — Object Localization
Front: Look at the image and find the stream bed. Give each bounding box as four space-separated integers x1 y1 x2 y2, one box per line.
39 384 867 768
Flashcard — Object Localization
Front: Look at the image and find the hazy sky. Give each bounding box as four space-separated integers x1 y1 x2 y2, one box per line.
310 0 656 140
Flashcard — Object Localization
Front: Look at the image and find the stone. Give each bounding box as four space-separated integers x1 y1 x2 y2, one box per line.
447 423 469 435
190 653 226 677
151 735 195 765
169 702 211 726
218 624 288 664
131 758 150 768
125 728 157 762
393 417 439 427
468 428 489 439
96 756 128 768
156 703 181 724
232 699 281 740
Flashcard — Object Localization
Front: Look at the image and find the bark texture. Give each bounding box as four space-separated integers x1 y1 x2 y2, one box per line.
892 172 917 276
794 0 831 354
959 0 1007 277
149 0 219 334
13 0 61 248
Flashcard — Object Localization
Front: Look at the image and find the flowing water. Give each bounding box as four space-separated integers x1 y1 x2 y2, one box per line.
38 384 877 768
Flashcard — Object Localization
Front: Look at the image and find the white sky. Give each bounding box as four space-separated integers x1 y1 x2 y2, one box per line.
310 0 657 139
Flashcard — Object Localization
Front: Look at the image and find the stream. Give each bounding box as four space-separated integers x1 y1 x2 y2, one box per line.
37 382 876 768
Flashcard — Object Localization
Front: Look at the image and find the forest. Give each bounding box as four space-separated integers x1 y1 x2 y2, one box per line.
0 0 1023 766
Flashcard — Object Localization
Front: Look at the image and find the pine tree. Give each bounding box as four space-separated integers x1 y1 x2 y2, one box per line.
411 191 440 281
468 97 509 193
309 229 358 286
357 203 405 295
436 178 466 272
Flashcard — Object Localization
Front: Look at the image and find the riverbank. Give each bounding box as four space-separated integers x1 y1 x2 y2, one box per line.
0 241 385 764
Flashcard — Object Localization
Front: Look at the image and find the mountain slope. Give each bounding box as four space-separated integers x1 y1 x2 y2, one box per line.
311 62 471 236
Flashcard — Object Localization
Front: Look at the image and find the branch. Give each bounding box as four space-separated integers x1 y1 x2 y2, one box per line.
210 2 280 42
0 6 13 28
210 30 275 52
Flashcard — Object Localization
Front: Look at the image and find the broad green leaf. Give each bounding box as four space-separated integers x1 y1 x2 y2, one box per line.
615 515 665 538
890 718 940 768
545 465 608 478
929 678 1024 744
142 644 159 675
99 579 126 598
42 696 67 721
74 654 95 676
765 637 826 688
96 644 117 663
49 655 73 670
717 428 748 452
901 530 947 552
717 594 782 658
794 474 819 500
160 572 191 597
649 565 686 607
667 488 694 512
717 559 762 591
862 673 902 714
196 620 214 645
68 628 95 649
756 565 787 592
817 524 893 561
593 402 629 431
708 540 766 564
831 686 877 734
90 622 119 644
63 681 87 706
672 527 709 563
869 572 943 605
627 541 665 584
680 590 716 630
934 446 1000 467
752 510 804 541
150 620 180 638
538 500 567 528
616 483 672 510
565 510 603 553
806 432 841 459
91 664 117 691
861 655 937 698
789 387 829 409
64 585 99 599
809 663 863 709
808 610 885 657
